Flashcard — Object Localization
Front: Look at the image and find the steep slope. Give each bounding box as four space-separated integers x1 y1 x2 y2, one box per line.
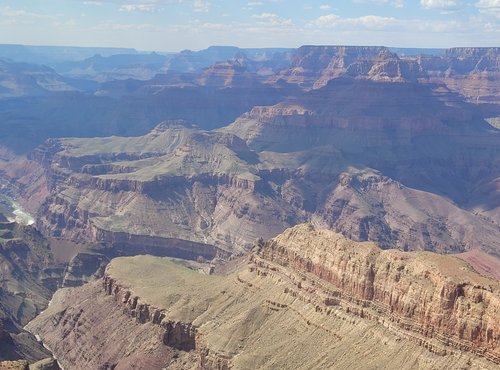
26 225 499 369
0 60 84 98
0 209 109 364
11 115 498 276
53 52 170 82
224 78 499 214
29 122 291 254
419 47 500 105
270 46 500 103
0 217 59 363
0 81 292 153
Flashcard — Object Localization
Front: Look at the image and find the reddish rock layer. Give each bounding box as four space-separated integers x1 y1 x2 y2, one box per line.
255 224 499 363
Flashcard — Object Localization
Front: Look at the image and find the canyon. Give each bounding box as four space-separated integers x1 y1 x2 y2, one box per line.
0 45 499 368
26 224 499 369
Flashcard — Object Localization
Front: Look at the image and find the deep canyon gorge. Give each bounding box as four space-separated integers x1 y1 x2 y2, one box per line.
0 44 499 369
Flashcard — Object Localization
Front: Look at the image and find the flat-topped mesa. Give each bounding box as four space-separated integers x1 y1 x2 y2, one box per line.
255 224 500 363
269 45 386 88
445 47 500 60
242 104 314 123
269 45 429 88
28 121 196 173
291 45 387 70
415 47 500 104
196 58 258 88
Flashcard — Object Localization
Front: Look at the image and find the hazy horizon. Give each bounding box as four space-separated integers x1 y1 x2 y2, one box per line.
0 1 498 52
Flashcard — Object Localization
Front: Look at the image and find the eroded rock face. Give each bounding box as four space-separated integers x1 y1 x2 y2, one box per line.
269 46 500 104
26 226 499 369
2 47 498 267
7 111 498 273
258 225 499 362
420 47 500 104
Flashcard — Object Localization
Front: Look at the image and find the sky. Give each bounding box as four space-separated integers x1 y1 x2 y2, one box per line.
0 0 498 51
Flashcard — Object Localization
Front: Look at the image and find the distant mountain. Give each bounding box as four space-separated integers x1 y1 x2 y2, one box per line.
0 44 142 64
166 46 292 73
52 52 171 81
0 59 97 98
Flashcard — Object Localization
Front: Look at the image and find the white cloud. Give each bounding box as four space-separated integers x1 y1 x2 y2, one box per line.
312 13 339 27
476 0 500 18
353 15 398 29
200 22 229 30
252 12 293 26
0 6 58 25
320 5 332 10
94 22 161 31
353 0 405 7
119 4 156 12
311 13 397 29
194 0 210 12
80 0 185 9
0 7 55 19
420 0 460 9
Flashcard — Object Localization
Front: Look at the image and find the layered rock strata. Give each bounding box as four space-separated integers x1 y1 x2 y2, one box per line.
27 225 499 369
7 114 498 275
257 224 499 363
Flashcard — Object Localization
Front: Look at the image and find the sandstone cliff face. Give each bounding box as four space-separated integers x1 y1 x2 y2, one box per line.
196 58 260 88
27 227 499 369
2 48 498 268
258 225 499 362
13 110 499 275
268 46 500 106
419 47 500 105
269 45 387 87
25 122 301 253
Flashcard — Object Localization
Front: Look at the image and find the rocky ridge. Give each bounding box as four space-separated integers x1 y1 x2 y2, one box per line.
26 225 499 369
258 224 499 362
7 112 498 276
268 46 500 103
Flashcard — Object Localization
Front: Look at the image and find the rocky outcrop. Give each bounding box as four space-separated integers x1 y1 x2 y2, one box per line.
27 228 499 369
3 48 499 265
13 107 498 269
29 358 60 370
268 45 387 87
103 275 198 351
0 217 101 365
256 224 499 363
196 58 258 88
268 46 500 105
0 60 77 99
